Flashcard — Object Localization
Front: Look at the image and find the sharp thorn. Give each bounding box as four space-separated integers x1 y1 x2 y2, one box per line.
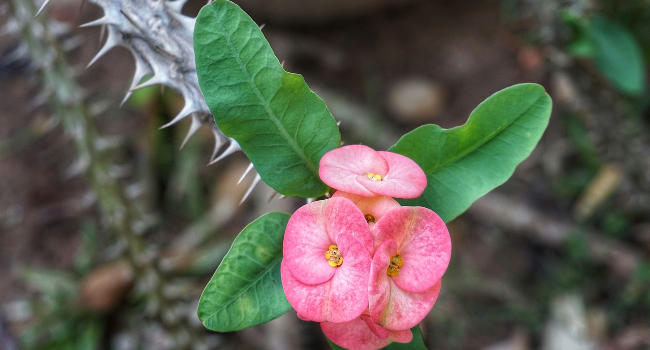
208 141 238 165
126 56 152 101
259 23 266 30
210 130 225 161
160 103 193 129
129 77 161 92
239 174 261 205
237 163 255 185
79 17 107 28
86 33 118 69
99 24 106 44
35 0 52 16
119 91 132 107
179 115 201 150
267 191 278 203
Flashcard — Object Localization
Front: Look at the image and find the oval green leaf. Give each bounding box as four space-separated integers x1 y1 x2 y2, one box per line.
197 212 291 332
390 83 552 222
326 326 426 350
194 0 341 198
588 16 646 96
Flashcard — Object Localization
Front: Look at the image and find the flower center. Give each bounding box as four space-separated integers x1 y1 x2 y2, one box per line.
325 245 343 267
366 172 383 181
364 214 376 223
386 254 403 277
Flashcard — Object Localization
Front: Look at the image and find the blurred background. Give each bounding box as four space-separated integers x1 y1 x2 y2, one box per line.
1 0 649 349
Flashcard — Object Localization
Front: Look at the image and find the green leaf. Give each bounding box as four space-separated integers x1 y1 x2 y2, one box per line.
587 16 646 96
194 0 341 198
326 326 426 350
561 10 596 57
389 83 552 222
197 212 291 332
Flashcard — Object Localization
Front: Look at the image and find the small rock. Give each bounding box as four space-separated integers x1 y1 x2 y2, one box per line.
388 78 446 124
574 164 623 221
551 72 578 106
79 261 134 312
482 329 528 350
517 46 544 72
542 294 597 350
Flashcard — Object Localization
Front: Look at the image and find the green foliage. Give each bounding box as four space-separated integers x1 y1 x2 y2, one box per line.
326 326 426 350
21 268 78 300
21 315 102 350
197 212 291 332
390 83 552 222
589 16 646 95
564 12 646 96
19 266 102 350
565 116 600 170
194 0 340 198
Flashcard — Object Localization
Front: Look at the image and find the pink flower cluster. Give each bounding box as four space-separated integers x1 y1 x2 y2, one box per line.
281 145 452 350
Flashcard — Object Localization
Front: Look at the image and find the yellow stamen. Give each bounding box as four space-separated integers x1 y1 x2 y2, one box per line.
366 172 383 181
364 214 376 223
325 244 343 267
386 254 403 277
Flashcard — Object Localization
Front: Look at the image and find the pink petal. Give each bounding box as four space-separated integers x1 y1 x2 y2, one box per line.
361 314 412 343
283 197 373 285
376 151 427 198
283 201 336 285
326 197 374 254
281 233 371 323
322 317 391 350
332 191 401 231
372 206 451 293
369 240 442 330
389 327 414 343
361 314 389 339
319 145 389 197
321 316 413 350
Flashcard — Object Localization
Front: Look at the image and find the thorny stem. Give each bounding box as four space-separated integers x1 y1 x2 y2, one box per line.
8 0 198 347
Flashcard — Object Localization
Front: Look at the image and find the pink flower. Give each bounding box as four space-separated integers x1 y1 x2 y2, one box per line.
332 191 400 230
319 145 427 199
368 207 451 330
281 197 373 323
321 315 413 350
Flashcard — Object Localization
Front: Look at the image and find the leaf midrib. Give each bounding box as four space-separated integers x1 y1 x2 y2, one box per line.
426 93 546 175
221 16 318 176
